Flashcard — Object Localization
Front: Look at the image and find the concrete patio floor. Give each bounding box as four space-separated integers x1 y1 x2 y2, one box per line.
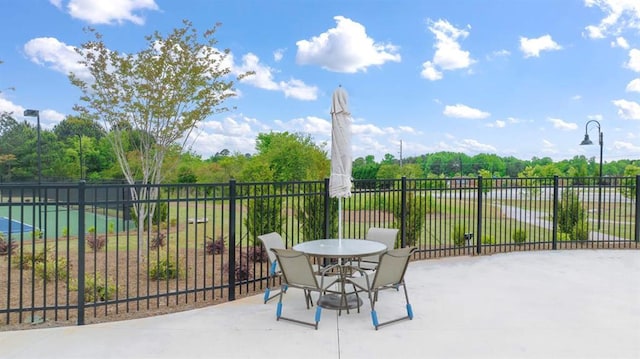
1 249 639 359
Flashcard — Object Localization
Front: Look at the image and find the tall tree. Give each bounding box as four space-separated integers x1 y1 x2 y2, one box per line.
69 20 246 251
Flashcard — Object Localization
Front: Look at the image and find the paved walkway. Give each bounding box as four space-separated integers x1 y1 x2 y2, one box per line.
2 250 639 359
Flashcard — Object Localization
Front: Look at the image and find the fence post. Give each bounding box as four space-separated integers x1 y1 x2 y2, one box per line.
400 176 407 248
77 180 86 325
476 176 482 255
228 179 236 301
324 178 330 239
635 175 639 243
552 176 559 250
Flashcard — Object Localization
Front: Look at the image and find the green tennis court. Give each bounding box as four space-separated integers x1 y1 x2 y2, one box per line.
0 204 134 240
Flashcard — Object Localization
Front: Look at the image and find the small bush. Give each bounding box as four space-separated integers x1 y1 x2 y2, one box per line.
558 189 585 234
14 249 47 270
245 246 268 262
234 262 251 281
570 220 589 241
34 256 68 282
87 234 106 251
481 235 495 245
149 257 180 280
512 229 527 244
0 236 17 255
452 225 466 247
149 232 166 250
72 273 117 302
205 236 225 255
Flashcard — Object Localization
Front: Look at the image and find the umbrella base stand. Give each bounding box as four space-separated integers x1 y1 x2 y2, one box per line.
317 293 361 311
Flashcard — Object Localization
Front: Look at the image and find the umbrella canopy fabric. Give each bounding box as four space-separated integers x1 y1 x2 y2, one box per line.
329 86 352 199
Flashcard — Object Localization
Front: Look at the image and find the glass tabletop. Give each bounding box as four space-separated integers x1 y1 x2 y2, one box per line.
293 239 386 258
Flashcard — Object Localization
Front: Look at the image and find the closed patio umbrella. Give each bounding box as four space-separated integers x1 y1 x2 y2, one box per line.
330 85 352 243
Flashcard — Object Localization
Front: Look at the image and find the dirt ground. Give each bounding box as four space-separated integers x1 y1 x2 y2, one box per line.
0 243 271 331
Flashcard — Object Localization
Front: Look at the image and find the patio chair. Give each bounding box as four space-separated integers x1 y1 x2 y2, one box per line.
346 246 416 330
257 232 290 304
270 248 339 330
354 227 399 271
258 232 320 304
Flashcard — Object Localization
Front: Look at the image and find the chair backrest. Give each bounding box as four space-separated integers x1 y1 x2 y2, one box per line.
371 247 416 289
258 232 286 271
270 248 319 290
361 227 399 263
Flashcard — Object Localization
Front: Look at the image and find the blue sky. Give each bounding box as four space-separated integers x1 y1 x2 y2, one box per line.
1 0 640 163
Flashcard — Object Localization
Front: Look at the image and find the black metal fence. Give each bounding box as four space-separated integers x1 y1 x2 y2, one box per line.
0 176 638 327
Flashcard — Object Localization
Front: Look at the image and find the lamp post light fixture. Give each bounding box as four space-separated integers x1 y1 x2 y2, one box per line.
580 119 603 231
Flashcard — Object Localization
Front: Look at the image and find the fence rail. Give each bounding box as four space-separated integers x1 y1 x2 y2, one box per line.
0 175 638 328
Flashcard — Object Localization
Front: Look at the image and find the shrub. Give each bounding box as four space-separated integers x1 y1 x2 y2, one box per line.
82 273 116 302
244 187 283 246
452 225 466 247
558 189 586 234
87 233 106 251
205 236 225 255
392 192 428 246
512 229 527 244
234 262 251 281
13 249 47 270
298 192 338 241
245 246 268 262
149 257 180 280
149 232 166 250
481 235 495 245
34 256 68 282
0 236 17 255
570 220 589 241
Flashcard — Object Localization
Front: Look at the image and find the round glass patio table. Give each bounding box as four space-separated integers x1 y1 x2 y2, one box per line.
293 239 387 311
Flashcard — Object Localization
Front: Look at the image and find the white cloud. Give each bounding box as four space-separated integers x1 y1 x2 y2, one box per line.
613 140 640 153
486 49 511 60
613 99 640 119
519 35 562 58
49 0 63 8
277 116 331 136
487 120 506 128
443 104 490 119
192 116 260 157
0 95 66 129
296 16 401 73
611 36 630 48
23 37 90 81
273 49 285 62
420 61 442 80
0 96 24 116
626 48 640 72
54 0 159 25
421 19 474 81
547 118 578 130
626 78 640 92
235 53 318 101
584 0 640 39
458 139 497 153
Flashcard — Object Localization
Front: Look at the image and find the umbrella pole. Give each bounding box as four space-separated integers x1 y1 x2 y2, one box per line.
338 200 342 245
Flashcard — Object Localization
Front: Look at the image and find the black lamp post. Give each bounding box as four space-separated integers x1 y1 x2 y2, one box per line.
23 109 42 236
78 134 84 180
23 109 41 184
580 119 603 230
